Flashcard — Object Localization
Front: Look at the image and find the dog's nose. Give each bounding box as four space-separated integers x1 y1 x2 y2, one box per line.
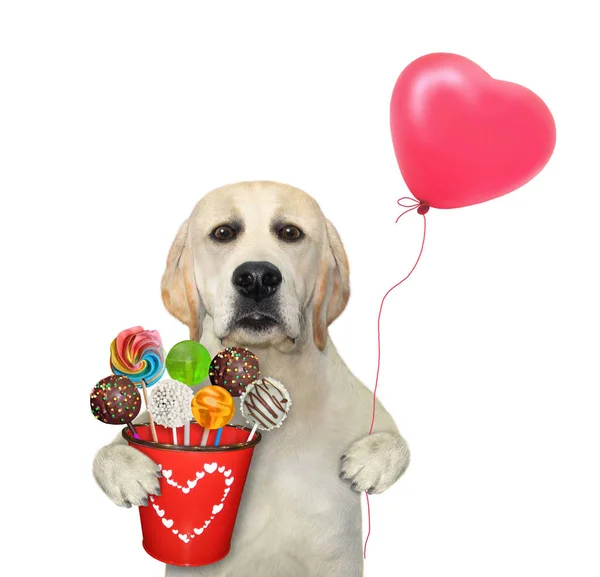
232 261 283 302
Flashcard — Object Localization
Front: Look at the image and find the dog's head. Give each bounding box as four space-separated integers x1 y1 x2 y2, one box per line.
161 181 349 352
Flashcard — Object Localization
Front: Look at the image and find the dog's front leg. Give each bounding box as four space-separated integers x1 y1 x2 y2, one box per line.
340 393 410 495
92 411 162 507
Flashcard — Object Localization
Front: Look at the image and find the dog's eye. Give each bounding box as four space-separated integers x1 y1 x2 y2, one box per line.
278 225 303 242
212 225 237 242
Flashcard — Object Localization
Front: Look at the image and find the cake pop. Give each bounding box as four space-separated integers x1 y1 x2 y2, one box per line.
208 347 260 397
240 377 292 441
148 379 194 445
90 375 141 438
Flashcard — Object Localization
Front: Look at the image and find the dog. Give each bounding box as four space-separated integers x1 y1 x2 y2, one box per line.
93 181 410 576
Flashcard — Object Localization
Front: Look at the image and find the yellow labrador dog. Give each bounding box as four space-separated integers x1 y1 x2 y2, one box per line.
93 181 410 576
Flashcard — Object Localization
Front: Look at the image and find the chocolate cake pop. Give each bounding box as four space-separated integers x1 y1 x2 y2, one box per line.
90 375 142 425
208 347 260 396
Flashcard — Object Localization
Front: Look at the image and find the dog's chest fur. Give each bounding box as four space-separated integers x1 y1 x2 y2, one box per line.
235 348 360 530
223 401 363 574
183 337 365 573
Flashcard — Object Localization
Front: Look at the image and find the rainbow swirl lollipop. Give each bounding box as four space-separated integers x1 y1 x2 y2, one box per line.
110 326 166 443
110 326 166 386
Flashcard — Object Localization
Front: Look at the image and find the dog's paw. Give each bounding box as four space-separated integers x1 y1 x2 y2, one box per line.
93 444 161 507
340 432 410 495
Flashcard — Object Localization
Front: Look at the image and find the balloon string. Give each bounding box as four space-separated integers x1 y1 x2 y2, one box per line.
369 199 428 436
363 197 428 560
363 491 372 559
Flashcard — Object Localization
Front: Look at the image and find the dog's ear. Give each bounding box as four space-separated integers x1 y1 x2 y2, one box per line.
161 219 204 341
312 218 350 351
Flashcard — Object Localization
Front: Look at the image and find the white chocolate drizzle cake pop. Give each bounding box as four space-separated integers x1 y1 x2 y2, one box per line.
240 377 291 431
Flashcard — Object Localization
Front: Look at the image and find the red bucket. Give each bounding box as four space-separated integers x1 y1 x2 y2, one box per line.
123 423 261 566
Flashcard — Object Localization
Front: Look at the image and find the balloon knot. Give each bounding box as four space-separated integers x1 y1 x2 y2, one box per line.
396 197 430 222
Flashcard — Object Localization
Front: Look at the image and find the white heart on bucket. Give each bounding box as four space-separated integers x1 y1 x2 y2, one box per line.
149 462 236 544
160 468 228 495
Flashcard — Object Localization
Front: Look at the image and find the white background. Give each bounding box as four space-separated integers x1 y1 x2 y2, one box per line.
1 1 599 576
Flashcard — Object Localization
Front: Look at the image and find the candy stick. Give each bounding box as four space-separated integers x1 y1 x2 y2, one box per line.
214 428 223 446
246 422 259 442
184 421 190 446
201 428 210 447
172 427 178 444
140 378 158 443
127 423 141 440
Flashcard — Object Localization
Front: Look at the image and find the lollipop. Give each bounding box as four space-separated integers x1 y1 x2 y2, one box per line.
208 346 260 397
166 340 211 385
148 379 194 445
110 326 166 385
165 340 212 443
110 326 166 443
191 386 235 446
90 375 142 439
240 377 292 441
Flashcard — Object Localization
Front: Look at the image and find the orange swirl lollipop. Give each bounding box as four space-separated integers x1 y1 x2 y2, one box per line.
191 386 235 446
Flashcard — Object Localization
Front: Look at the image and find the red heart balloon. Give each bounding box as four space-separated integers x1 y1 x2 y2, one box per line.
390 53 556 209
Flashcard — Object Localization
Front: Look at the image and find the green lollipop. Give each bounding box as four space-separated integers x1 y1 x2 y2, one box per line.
165 340 211 385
